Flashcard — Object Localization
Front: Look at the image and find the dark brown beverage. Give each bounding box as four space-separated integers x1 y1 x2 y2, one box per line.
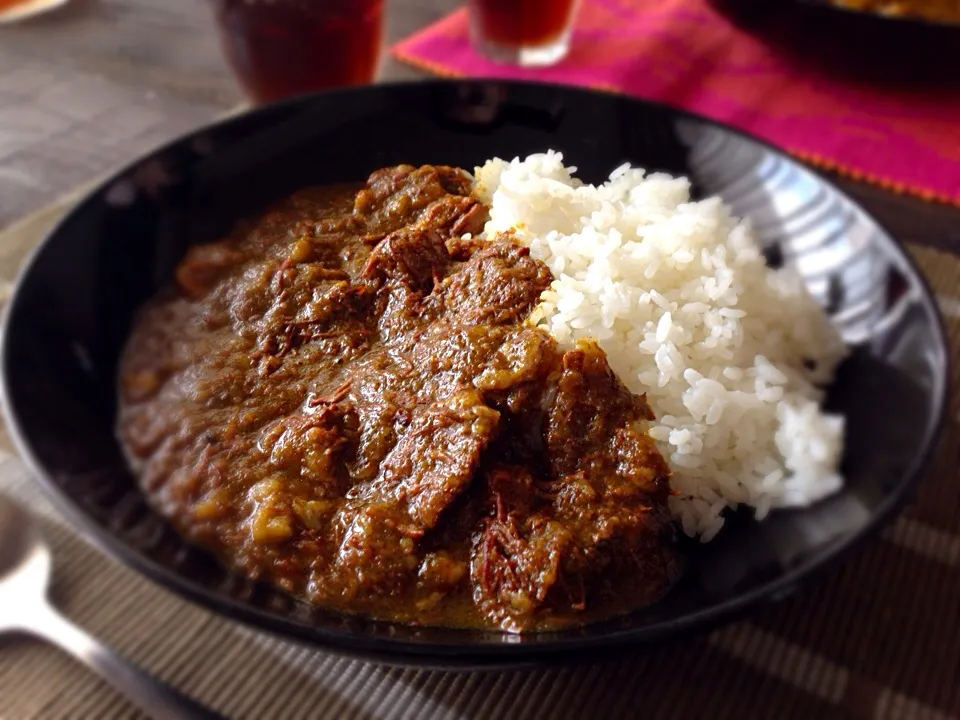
468 0 579 66
471 0 578 47
211 0 384 104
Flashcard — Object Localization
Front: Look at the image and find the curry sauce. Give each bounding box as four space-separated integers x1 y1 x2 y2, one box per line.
119 165 677 631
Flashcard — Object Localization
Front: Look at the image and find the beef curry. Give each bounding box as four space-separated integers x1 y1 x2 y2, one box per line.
119 165 678 631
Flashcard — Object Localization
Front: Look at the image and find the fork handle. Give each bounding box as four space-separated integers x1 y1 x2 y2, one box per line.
22 602 222 720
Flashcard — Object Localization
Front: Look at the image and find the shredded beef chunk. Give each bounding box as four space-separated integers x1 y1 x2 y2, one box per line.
331 391 499 599
433 242 553 326
546 340 668 493
355 165 476 237
346 390 500 535
362 227 450 291
119 165 677 631
470 341 675 631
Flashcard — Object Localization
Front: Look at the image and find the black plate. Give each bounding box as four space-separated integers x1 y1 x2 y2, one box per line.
0 81 948 668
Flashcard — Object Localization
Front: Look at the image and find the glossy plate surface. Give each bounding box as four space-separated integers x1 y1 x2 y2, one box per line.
0 81 948 667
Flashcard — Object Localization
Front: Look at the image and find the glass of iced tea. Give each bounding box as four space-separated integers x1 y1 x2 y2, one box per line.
210 0 385 104
468 0 580 67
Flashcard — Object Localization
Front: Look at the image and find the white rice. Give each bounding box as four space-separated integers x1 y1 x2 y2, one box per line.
474 152 847 542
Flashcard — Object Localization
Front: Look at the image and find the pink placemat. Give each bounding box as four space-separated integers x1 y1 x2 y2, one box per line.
393 0 960 205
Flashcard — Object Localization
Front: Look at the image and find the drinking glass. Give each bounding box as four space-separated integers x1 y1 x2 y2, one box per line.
209 0 385 104
468 0 581 67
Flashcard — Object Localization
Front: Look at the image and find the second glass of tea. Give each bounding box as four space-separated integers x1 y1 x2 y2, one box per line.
210 0 385 104
468 0 580 67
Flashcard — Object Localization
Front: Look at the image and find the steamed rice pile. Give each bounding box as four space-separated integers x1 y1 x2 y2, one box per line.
474 152 848 542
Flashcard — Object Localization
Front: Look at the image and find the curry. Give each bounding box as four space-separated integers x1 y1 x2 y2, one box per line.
119 165 677 631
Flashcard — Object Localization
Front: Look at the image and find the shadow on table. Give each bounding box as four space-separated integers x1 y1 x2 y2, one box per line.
382 635 826 719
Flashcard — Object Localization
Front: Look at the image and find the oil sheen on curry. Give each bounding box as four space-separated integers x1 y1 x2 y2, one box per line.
119 165 678 632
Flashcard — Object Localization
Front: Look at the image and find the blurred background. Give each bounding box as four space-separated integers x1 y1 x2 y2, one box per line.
1 0 959 237
0 0 425 227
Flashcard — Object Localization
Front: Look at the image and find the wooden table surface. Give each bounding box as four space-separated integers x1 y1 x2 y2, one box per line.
0 0 440 227
1 0 959 250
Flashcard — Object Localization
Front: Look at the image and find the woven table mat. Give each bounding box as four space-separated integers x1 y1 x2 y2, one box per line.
0 197 958 720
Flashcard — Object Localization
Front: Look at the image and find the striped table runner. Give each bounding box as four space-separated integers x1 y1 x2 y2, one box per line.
0 197 958 720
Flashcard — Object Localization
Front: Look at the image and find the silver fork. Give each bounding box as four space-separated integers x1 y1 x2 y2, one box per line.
0 494 222 720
